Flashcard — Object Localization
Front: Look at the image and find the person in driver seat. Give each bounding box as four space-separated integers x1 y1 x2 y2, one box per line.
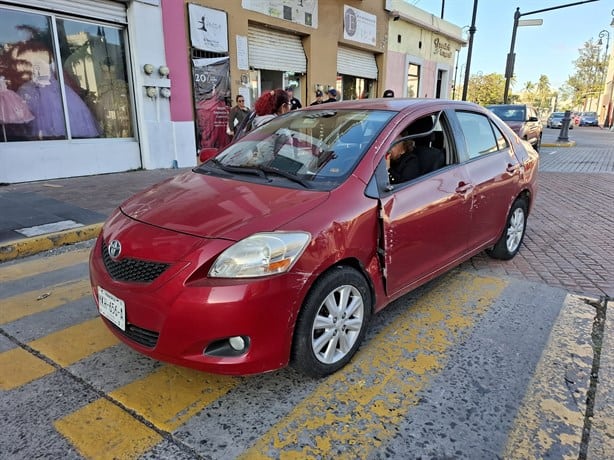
387 137 420 184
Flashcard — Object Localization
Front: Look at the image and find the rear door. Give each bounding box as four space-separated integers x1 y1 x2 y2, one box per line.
453 110 522 252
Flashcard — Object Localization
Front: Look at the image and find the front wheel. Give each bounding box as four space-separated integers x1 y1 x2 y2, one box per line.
487 198 528 260
291 266 372 378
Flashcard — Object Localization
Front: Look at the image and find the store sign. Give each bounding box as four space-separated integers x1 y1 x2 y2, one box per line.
188 4 228 53
433 37 453 59
242 0 318 28
343 5 376 47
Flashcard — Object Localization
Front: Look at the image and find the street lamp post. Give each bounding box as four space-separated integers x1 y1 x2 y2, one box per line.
598 29 611 126
461 0 478 101
503 0 600 104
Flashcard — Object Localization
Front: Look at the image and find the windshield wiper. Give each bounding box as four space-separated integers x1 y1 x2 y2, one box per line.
209 159 270 180
257 165 311 188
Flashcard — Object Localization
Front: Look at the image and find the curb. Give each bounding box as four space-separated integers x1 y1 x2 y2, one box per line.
0 223 103 263
541 140 576 147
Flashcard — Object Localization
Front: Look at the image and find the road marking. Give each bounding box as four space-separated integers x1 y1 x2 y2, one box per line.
241 272 507 458
0 318 118 389
16 220 84 237
0 247 90 283
30 318 119 367
54 399 163 460
0 279 91 324
503 294 596 458
0 347 55 390
549 150 558 155
55 365 240 459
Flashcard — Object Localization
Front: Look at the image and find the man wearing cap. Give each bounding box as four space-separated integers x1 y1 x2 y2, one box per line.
323 88 338 103
285 86 302 110
383 89 395 98
310 89 324 106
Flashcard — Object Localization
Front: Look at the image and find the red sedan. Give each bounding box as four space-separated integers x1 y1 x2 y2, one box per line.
89 98 538 377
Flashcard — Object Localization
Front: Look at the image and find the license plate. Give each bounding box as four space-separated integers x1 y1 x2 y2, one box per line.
98 286 125 331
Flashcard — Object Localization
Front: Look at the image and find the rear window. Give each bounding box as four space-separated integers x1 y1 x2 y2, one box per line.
487 106 526 122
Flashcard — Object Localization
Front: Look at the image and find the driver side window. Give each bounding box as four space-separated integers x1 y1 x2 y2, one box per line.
386 113 450 185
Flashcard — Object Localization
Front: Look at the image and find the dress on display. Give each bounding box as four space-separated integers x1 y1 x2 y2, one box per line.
18 74 100 139
0 76 35 141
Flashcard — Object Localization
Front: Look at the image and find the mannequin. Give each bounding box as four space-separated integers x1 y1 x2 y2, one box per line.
0 76 35 141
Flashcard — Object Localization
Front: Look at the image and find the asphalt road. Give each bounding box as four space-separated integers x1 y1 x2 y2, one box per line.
0 126 612 459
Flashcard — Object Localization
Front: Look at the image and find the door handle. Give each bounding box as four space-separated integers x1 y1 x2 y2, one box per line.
506 163 520 173
455 182 473 195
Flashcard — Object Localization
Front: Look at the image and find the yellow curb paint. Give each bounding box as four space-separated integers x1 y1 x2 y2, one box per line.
54 399 163 460
0 247 91 283
1 279 91 324
55 366 240 459
0 223 102 263
0 347 55 390
0 318 118 390
30 318 119 367
241 272 507 459
503 294 595 459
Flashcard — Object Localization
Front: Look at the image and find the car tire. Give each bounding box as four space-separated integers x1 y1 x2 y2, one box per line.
487 198 528 260
291 266 372 378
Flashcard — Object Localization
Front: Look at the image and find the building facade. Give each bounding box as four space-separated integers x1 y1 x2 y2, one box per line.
0 0 465 184
382 0 465 100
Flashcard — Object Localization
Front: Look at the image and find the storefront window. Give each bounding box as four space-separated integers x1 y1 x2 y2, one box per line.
340 75 374 100
0 6 132 142
408 63 420 98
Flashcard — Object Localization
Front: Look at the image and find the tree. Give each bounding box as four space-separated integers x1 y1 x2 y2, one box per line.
465 72 507 105
566 39 606 110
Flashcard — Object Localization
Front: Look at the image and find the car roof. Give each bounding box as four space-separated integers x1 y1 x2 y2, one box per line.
300 97 482 114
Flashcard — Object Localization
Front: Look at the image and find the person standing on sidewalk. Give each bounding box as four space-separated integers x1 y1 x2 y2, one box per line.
227 94 250 137
323 88 337 103
285 86 302 111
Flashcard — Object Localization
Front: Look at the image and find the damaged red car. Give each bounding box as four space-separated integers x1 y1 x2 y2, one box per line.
89 98 538 377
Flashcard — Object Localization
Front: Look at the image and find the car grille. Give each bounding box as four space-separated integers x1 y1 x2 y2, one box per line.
102 242 170 283
104 318 159 348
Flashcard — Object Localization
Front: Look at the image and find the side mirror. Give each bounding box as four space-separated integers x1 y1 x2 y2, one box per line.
198 147 218 164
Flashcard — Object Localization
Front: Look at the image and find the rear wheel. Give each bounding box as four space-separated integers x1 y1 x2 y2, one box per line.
487 198 528 260
291 266 371 378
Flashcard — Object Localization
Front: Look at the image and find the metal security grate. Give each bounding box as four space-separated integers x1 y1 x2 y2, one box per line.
102 241 170 283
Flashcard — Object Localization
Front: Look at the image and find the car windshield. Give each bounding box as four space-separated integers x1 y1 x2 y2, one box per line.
488 106 526 121
196 109 395 190
582 112 597 117
551 112 564 118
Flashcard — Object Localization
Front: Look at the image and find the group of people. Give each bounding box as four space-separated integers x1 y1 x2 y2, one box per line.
226 86 341 135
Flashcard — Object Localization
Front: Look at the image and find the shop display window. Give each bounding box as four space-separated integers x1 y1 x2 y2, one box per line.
0 7 133 142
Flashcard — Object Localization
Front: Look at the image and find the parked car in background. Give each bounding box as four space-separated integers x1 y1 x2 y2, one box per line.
485 104 543 151
90 99 539 378
579 112 598 127
546 112 573 129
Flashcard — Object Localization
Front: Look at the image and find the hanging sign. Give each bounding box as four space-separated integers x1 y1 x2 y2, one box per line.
188 4 228 52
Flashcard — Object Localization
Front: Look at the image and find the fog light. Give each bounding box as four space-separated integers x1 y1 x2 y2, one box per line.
229 336 245 351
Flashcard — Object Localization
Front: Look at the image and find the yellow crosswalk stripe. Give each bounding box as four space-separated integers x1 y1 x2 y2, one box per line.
31 318 119 367
0 247 90 283
0 348 55 390
241 272 506 459
54 399 163 460
1 279 92 324
55 365 240 459
503 295 596 458
0 318 118 389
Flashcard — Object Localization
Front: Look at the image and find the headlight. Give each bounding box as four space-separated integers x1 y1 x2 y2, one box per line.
209 232 311 278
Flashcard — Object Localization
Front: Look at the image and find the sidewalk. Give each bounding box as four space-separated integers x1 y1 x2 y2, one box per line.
0 167 191 262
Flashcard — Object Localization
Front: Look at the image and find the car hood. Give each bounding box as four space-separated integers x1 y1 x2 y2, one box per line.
503 121 523 134
120 171 328 240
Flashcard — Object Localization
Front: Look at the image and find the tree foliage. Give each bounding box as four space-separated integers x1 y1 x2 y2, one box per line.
464 73 507 105
566 39 607 109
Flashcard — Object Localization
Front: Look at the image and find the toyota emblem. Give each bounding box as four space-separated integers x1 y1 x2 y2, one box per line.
108 240 122 259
